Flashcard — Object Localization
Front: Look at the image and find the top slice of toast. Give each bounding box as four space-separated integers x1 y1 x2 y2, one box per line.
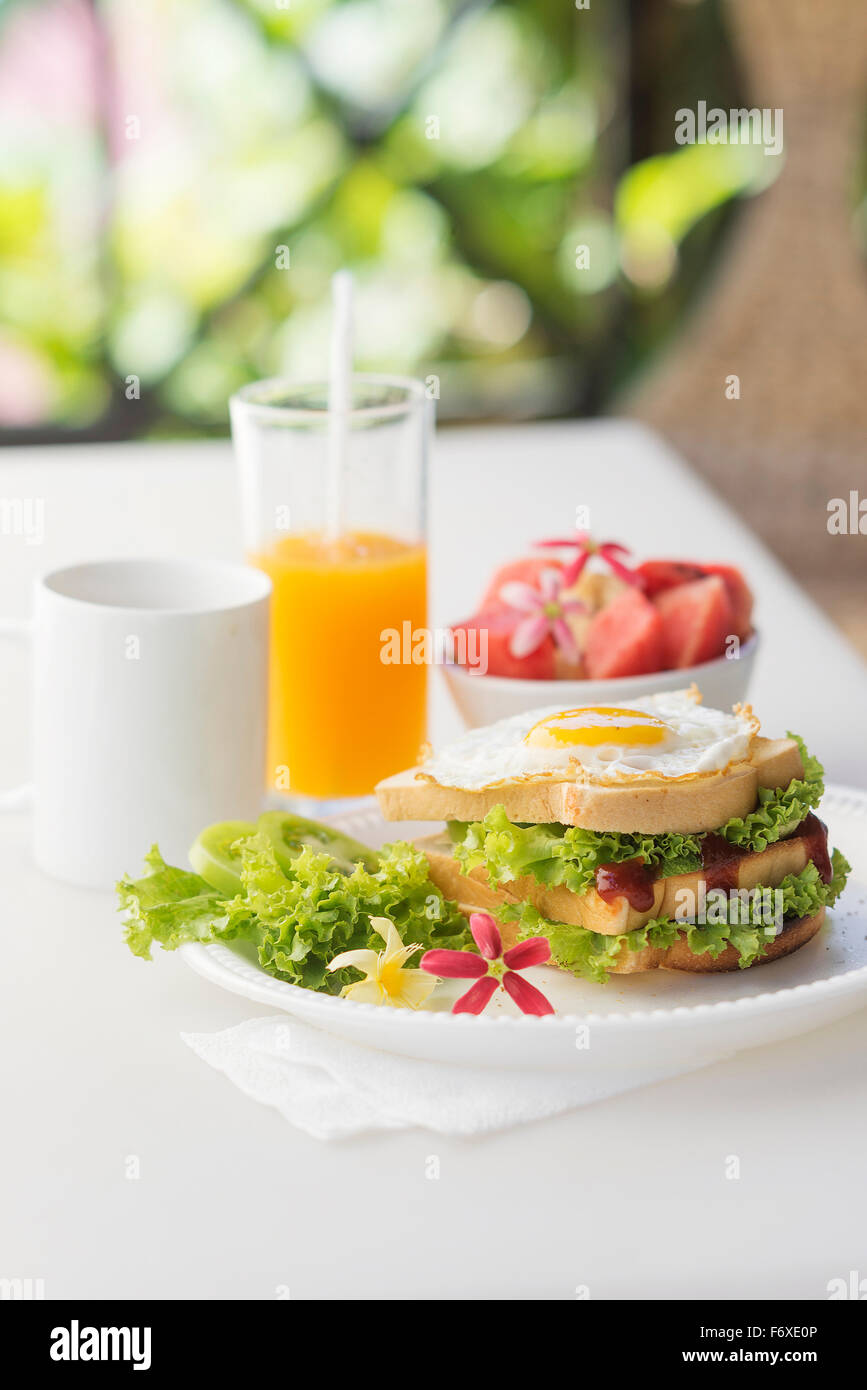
375 737 803 834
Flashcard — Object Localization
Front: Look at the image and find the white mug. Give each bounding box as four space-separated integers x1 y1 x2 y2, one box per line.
1 558 271 889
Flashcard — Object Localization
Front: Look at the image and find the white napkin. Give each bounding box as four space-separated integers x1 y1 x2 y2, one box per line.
181 1015 700 1140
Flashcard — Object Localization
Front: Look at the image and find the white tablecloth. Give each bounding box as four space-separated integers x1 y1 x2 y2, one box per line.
1 421 865 1298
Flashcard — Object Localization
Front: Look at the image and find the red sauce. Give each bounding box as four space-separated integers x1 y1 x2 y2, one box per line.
595 858 656 912
594 814 832 913
700 834 749 892
800 812 832 884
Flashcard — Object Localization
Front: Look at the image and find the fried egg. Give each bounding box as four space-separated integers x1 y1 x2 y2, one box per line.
423 689 759 789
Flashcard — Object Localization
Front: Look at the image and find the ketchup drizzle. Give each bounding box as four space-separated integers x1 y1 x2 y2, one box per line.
593 814 832 912
595 858 656 912
799 813 832 884
700 834 748 892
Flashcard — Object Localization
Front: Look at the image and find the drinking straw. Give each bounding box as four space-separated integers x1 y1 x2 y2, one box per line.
326 269 354 544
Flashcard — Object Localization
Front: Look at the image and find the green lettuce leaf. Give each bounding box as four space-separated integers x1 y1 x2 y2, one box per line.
500 901 683 985
118 833 469 994
717 732 824 851
448 806 702 897
118 846 254 959
448 734 828 893
828 846 852 903
227 834 469 993
504 851 850 984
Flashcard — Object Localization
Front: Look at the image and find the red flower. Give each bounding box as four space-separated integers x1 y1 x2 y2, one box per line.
535 531 641 589
420 913 555 1017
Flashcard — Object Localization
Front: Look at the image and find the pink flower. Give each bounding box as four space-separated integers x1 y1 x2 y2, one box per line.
535 531 641 589
420 913 555 1017
498 566 585 663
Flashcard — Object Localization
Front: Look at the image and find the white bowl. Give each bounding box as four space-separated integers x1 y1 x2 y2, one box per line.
441 632 759 729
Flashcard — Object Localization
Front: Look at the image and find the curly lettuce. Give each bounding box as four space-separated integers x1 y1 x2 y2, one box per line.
717 732 824 850
119 848 250 959
449 733 827 895
448 807 702 896
503 851 850 984
119 834 469 994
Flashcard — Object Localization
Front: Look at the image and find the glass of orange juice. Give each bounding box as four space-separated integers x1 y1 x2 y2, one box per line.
230 375 429 811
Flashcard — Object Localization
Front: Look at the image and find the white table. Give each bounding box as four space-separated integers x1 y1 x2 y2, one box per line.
2 421 866 1299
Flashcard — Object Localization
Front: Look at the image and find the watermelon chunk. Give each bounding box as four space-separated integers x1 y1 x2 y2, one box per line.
479 557 564 614
584 588 665 679
654 575 735 668
702 564 753 639
638 559 754 641
636 559 706 597
450 611 555 679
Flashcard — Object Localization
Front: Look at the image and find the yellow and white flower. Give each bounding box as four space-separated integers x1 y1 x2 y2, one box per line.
327 916 436 1009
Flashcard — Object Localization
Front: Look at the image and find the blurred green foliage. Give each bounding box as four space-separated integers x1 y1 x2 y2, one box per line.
0 0 787 437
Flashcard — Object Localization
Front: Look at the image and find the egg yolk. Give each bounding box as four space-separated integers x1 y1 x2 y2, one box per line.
524 707 673 750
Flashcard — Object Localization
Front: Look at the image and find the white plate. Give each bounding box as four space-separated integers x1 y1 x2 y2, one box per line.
180 786 867 1071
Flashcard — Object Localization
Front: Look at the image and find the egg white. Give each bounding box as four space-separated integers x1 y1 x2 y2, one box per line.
423 689 759 789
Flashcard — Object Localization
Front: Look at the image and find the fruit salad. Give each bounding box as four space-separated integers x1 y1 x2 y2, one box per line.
450 533 754 681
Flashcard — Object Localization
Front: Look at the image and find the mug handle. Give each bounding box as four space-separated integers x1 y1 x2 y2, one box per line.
0 618 34 811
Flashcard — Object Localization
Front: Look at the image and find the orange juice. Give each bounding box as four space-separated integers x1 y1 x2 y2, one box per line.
251 530 427 798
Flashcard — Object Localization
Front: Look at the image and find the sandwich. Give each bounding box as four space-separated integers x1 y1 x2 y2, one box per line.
375 688 850 983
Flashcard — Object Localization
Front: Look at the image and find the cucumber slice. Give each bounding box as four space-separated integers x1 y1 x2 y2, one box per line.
257 810 379 876
189 820 257 896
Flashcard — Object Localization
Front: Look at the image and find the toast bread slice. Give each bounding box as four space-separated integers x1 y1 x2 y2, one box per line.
417 841 826 975
419 823 817 936
608 908 824 974
376 736 803 834
416 835 826 976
